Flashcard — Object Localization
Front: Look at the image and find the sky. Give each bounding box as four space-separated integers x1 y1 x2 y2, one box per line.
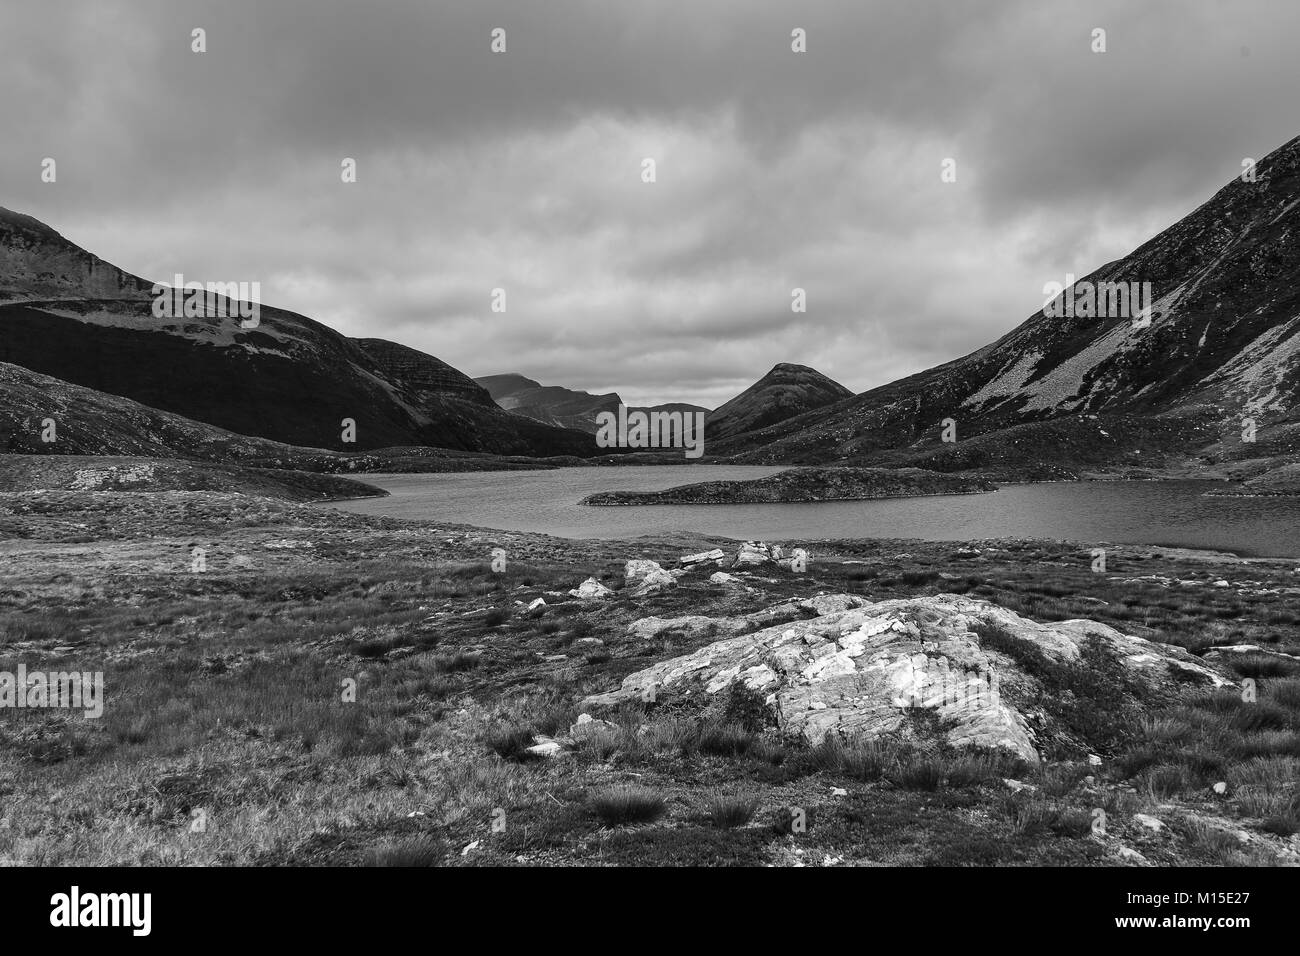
4 0 1299 408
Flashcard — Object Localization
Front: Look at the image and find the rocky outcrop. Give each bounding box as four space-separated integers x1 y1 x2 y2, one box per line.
582 594 1229 762
582 468 995 506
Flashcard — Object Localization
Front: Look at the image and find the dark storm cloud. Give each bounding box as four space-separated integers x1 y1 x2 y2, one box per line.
3 0 1298 407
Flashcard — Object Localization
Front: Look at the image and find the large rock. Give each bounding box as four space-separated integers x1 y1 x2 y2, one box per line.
625 559 665 585
627 615 750 642
581 594 1229 763
680 548 726 566
625 559 676 596
735 541 773 567
568 577 613 600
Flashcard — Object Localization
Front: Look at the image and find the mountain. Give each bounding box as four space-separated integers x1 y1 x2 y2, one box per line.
0 359 305 459
0 360 595 480
356 338 497 407
715 135 1300 478
476 373 709 434
0 207 153 302
477 373 621 431
0 207 595 457
705 363 853 443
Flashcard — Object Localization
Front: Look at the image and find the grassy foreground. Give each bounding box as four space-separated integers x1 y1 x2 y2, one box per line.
1 488 1298 866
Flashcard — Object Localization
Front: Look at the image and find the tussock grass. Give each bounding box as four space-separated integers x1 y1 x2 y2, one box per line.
1000 793 1095 838
801 734 898 781
705 790 760 828
362 835 445 867
1225 653 1300 680
1141 764 1192 801
486 725 537 762
588 785 667 826
687 720 759 758
1180 818 1245 861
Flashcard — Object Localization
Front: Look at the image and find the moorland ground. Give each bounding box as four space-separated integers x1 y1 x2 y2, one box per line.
1 486 1299 866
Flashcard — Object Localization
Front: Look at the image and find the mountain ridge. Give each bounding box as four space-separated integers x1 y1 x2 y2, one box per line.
0 206 596 458
476 372 709 434
711 135 1300 479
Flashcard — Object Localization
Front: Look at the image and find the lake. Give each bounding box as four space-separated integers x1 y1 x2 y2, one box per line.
327 466 1300 558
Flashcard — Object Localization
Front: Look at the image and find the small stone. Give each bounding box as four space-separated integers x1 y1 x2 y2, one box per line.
1133 813 1164 832
461 840 480 856
569 713 619 740
1088 754 1103 766
1116 846 1148 864
527 597 546 612
1213 781 1228 795
829 787 848 797
525 737 567 758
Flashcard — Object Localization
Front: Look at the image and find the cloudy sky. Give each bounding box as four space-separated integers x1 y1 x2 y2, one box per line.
4 0 1299 408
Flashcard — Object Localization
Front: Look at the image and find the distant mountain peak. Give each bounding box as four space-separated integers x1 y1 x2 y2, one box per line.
706 363 853 442
475 372 709 434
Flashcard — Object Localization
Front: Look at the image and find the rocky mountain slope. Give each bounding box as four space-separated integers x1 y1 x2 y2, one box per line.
476 372 708 434
0 207 153 302
714 136 1300 479
0 360 591 474
0 206 594 457
706 363 853 444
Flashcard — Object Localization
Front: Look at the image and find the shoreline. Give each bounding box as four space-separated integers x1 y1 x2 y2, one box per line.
579 487 998 506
